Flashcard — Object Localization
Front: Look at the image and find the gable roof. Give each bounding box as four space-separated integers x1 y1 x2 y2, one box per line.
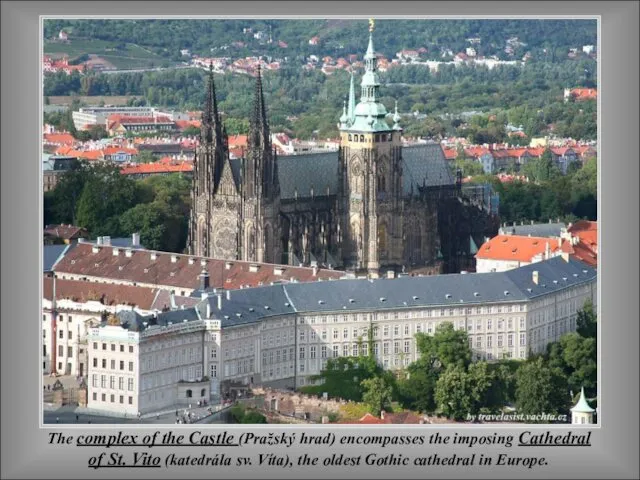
114 256 596 332
44 224 88 240
43 277 160 310
43 244 70 272
53 243 345 291
500 222 566 238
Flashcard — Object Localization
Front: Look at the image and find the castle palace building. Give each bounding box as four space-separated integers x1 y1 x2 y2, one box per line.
188 23 499 276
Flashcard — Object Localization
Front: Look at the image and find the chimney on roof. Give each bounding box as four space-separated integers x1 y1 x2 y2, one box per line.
92 245 100 254
96 236 103 246
312 265 318 277
532 271 539 285
217 293 222 310
545 242 551 259
199 268 210 291
380 411 385 420
558 237 562 248
170 290 177 310
102 236 111 246
387 270 395 279
112 247 120 256
549 218 552 224
225 261 233 270
132 232 140 247
188 257 195 265
150 252 157 261
531 220 534 225
125 248 133 258
171 254 178 263
226 290 231 300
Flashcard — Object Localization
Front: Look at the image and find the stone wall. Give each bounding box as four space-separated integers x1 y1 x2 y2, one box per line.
247 387 348 422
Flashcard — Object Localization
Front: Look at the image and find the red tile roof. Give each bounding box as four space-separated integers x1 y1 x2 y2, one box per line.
443 147 457 160
570 88 597 100
103 146 138 156
120 162 193 175
228 135 248 148
54 243 345 292
43 277 159 310
44 224 88 240
476 235 561 262
43 133 76 145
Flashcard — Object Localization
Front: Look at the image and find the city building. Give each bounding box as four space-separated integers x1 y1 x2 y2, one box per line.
499 220 567 238
564 88 597 103
72 106 155 131
44 224 89 244
52 241 346 296
188 22 499 276
42 155 78 192
475 235 563 273
477 220 598 273
42 277 175 376
83 255 596 416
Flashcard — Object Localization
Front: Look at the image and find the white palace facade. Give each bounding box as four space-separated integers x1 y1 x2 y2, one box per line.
78 254 596 416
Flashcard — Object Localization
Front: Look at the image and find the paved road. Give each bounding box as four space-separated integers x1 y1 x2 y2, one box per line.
44 404 229 425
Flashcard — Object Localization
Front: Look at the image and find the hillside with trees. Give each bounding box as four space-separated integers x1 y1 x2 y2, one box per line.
44 19 596 62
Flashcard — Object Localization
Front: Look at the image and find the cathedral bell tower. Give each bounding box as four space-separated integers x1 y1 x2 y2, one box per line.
188 64 240 259
239 65 282 264
338 19 404 276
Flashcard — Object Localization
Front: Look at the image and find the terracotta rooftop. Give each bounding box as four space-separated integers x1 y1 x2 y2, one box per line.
476 235 562 262
44 224 88 240
53 243 345 292
120 162 193 175
43 277 160 310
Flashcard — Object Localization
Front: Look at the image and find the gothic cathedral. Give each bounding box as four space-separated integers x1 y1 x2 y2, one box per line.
188 64 281 264
188 20 499 276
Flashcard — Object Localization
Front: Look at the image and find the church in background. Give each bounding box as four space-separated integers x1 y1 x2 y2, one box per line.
188 20 500 276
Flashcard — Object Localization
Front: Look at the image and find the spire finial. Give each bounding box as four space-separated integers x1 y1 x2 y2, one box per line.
339 99 348 127
369 18 375 33
347 71 356 123
393 100 401 129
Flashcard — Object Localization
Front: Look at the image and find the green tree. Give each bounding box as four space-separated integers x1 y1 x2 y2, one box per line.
361 376 393 417
524 147 561 183
182 125 201 137
48 160 92 225
396 366 437 413
137 150 156 164
576 299 597 339
119 201 185 252
415 322 471 372
74 164 141 236
301 354 382 402
515 357 571 418
434 364 472 420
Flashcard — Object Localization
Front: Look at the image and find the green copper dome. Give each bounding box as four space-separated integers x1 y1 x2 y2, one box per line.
340 20 394 133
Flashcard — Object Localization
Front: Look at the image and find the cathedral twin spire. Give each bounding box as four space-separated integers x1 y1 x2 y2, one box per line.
246 64 279 201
